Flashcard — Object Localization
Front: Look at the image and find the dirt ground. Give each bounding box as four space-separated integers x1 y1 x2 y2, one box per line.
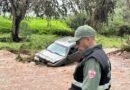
0 50 130 90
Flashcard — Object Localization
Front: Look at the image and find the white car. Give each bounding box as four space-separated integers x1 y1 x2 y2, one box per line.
34 37 81 67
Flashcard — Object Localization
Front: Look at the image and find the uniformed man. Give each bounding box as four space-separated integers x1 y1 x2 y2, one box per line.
69 25 111 90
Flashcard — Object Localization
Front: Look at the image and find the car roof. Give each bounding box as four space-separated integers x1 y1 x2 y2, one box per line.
55 36 76 47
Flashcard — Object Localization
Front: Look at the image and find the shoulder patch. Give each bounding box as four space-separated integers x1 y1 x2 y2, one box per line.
88 69 96 79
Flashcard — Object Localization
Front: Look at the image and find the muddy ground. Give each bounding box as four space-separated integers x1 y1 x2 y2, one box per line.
0 50 130 90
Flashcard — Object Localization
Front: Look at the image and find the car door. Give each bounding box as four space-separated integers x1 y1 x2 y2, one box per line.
67 46 82 62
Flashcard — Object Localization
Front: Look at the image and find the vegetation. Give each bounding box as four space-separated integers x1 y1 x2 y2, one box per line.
0 33 59 49
0 16 73 35
0 0 130 52
0 15 128 52
0 0 115 42
0 33 123 51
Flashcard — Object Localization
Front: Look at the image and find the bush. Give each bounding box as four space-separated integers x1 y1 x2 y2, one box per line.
0 17 11 33
99 6 130 36
0 16 74 36
118 25 130 37
26 18 74 36
20 21 32 41
0 33 60 51
100 19 130 36
20 34 59 50
122 37 130 52
65 13 88 30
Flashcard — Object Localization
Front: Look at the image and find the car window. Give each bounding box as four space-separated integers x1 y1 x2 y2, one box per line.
68 46 78 55
47 42 68 56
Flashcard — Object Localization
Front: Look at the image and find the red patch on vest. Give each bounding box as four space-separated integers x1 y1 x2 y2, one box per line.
88 70 96 79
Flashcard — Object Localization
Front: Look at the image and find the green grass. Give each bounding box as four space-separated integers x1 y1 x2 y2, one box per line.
0 33 123 52
0 16 125 51
0 16 73 35
0 33 60 51
0 33 23 50
0 17 12 33
96 34 123 48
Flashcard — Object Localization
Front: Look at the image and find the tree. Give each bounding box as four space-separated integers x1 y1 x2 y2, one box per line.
126 0 130 10
68 0 115 30
4 0 115 42
32 0 69 18
0 0 11 16
90 0 115 30
9 0 30 42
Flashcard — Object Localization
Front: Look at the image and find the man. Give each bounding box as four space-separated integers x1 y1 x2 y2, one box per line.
69 25 111 90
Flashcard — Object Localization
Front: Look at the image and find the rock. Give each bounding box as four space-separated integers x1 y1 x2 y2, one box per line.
123 51 127 54
116 52 122 56
29 61 36 66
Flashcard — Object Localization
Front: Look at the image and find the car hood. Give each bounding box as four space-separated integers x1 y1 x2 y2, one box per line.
35 50 65 63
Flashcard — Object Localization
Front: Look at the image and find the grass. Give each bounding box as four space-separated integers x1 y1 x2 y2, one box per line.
0 33 60 51
0 16 73 35
96 34 123 48
0 16 128 63
0 33 125 63
0 17 11 33
0 33 123 51
0 16 125 52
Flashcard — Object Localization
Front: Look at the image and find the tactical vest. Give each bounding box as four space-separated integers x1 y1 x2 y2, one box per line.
69 45 111 90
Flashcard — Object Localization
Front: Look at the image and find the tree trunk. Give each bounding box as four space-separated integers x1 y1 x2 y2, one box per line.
127 0 130 10
11 16 22 42
90 9 103 31
90 11 98 30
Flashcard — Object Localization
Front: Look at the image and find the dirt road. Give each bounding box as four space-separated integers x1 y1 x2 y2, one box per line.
0 50 130 90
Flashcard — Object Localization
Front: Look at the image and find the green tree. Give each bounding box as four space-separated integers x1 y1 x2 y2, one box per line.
66 0 115 31
9 0 30 42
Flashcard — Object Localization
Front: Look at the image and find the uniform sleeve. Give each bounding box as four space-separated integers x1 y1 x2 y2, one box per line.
82 58 101 90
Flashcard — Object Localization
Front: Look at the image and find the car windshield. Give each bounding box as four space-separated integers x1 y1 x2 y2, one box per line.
47 42 68 56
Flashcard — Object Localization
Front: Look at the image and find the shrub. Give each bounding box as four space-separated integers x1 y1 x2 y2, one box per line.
26 18 74 35
0 16 74 36
122 37 130 52
100 19 130 36
20 21 32 41
65 13 88 30
118 25 130 37
20 34 59 50
99 6 130 36
0 17 11 33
